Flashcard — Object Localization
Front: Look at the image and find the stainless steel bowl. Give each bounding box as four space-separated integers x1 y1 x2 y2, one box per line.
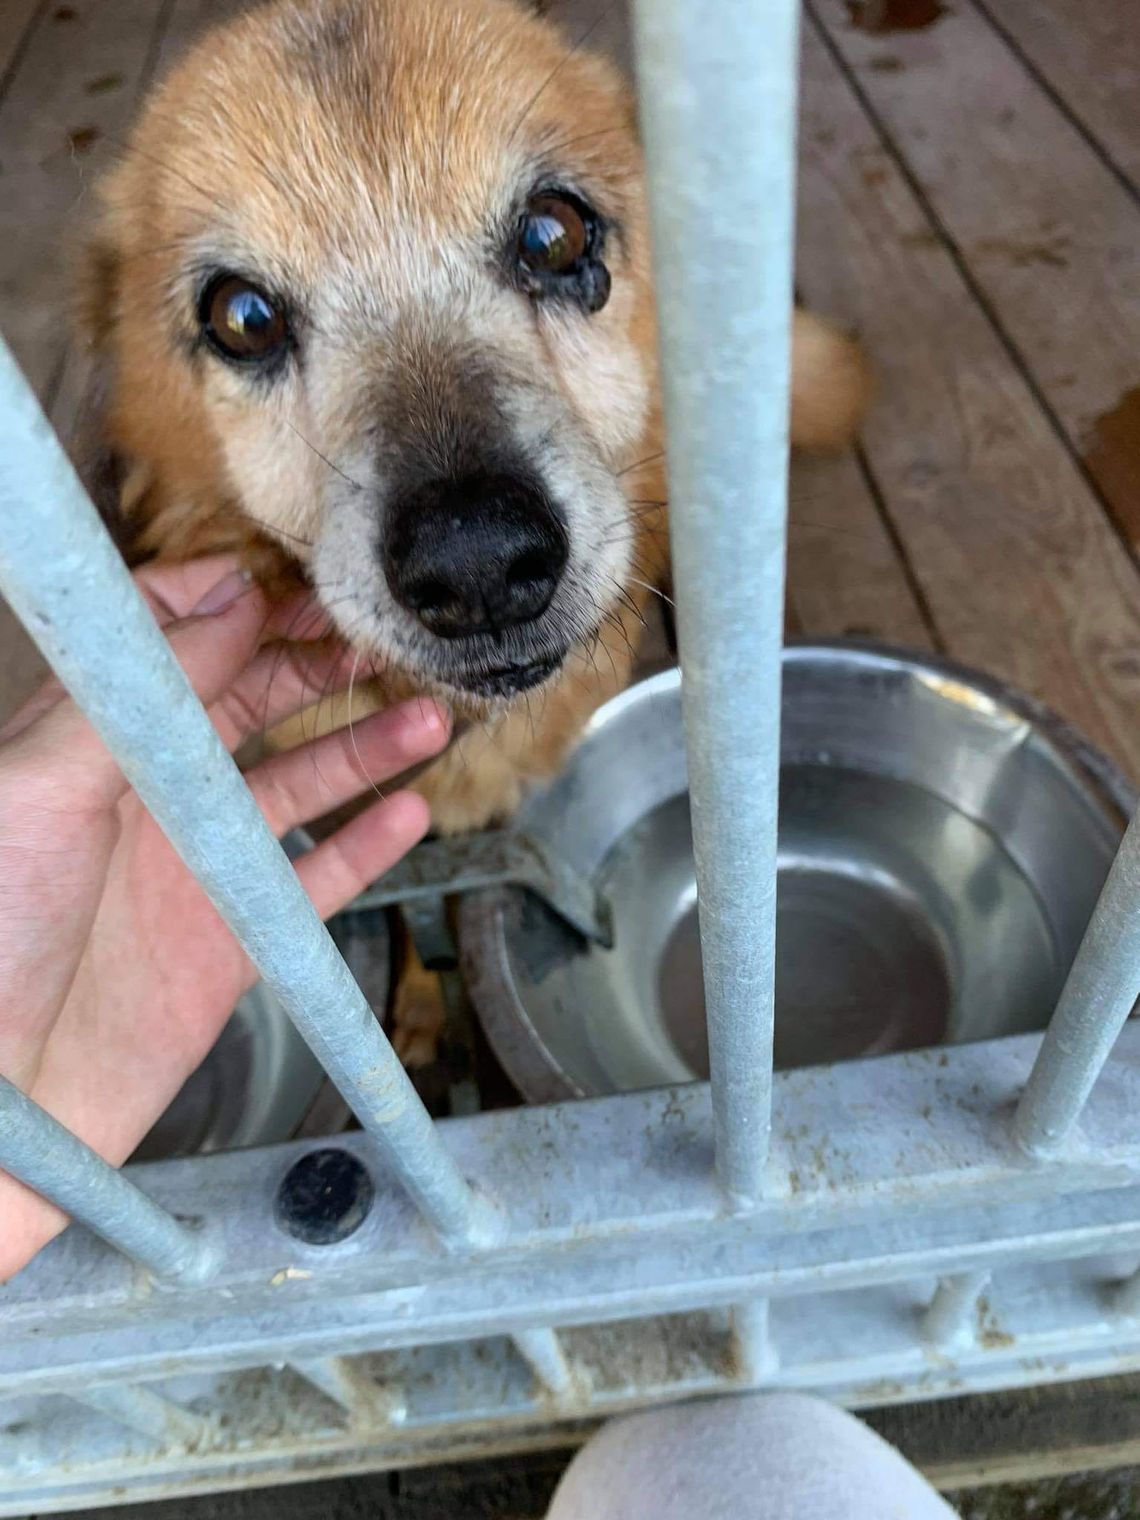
132 833 389 1160
461 644 1134 1102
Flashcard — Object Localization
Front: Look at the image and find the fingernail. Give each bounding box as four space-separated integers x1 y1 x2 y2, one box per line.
396 699 450 745
418 700 452 737
191 568 253 616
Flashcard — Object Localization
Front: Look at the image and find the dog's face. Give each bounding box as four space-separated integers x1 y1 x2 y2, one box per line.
87 0 657 703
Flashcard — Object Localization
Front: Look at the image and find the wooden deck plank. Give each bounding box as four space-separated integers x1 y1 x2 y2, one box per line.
808 0 1140 552
48 1 257 445
0 0 175 718
796 16 1140 778
0 1 46 99
0 0 167 406
788 453 934 647
968 0 1140 194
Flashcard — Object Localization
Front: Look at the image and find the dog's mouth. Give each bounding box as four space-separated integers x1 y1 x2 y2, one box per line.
455 651 566 700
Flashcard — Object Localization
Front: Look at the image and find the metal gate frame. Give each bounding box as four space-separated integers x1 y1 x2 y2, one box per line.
4 0 1140 1509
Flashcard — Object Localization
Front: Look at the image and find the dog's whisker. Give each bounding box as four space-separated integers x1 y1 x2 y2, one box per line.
284 422 364 491
623 574 674 606
616 449 666 480
540 123 628 157
267 524 317 550
345 647 390 806
105 133 232 218
507 0 618 146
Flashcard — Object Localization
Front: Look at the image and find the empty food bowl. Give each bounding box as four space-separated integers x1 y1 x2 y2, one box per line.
461 643 1133 1102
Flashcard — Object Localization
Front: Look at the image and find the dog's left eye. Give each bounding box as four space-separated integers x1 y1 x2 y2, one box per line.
199 275 288 364
517 195 588 276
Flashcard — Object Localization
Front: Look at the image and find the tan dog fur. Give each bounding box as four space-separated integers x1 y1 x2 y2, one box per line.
75 0 869 1064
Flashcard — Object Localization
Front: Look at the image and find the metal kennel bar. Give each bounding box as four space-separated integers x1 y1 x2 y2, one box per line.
1015 805 1140 1156
0 1078 213 1285
921 1271 993 1348
632 0 797 1210
70 1384 211 1447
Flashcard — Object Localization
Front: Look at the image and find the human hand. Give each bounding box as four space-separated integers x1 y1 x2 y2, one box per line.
0 554 448 1279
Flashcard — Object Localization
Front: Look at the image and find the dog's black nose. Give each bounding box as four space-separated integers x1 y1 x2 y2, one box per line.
385 471 569 639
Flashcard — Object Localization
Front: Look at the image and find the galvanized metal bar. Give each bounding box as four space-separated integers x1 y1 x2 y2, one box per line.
630 0 798 1206
291 1357 404 1424
731 1299 778 1382
1015 803 1140 1157
921 1270 991 1347
0 1078 213 1284
70 1383 209 1447
512 1327 577 1399
0 338 496 1250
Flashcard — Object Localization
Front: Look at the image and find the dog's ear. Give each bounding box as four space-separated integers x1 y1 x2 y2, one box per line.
66 208 150 562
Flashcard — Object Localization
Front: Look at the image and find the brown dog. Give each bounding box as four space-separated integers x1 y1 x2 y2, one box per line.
74 0 869 1063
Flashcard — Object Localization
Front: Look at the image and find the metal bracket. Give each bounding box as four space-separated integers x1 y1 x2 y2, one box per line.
348 830 614 950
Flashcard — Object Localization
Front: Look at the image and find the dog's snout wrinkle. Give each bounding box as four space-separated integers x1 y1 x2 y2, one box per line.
384 469 569 640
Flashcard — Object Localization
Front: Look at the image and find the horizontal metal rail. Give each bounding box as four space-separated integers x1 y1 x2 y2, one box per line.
9 1264 1140 1515
632 0 796 1213
7 1028 1140 1397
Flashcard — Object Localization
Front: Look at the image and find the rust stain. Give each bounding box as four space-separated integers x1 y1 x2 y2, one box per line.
846 0 947 33
976 1295 1016 1350
868 53 904 71
1084 385 1140 542
973 234 1069 269
67 125 100 155
862 165 889 188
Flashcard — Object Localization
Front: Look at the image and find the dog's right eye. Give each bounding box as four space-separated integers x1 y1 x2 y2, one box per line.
199 275 288 364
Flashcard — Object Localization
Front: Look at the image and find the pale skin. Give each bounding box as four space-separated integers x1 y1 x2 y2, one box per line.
0 554 450 1281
